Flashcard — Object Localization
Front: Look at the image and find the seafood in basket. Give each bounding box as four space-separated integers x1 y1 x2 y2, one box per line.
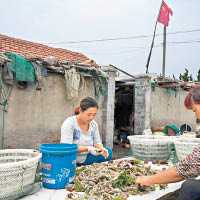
66 157 167 200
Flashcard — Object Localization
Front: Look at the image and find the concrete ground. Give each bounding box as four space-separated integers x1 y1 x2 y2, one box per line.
112 144 131 159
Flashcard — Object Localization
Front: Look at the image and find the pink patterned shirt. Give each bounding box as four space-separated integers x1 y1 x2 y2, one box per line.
174 144 200 179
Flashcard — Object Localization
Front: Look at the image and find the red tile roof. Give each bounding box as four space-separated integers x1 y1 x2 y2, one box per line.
0 34 88 63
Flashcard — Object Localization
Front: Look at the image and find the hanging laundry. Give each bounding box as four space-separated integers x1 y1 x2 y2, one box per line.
3 62 14 86
31 62 42 90
41 66 47 77
64 68 85 99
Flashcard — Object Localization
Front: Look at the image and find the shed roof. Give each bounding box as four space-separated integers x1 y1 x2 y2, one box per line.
0 34 88 63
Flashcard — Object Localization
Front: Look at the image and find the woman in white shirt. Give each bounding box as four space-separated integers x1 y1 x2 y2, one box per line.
61 97 113 165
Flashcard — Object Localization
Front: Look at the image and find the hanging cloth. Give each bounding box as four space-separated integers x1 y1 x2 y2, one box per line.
3 62 14 86
92 70 107 101
64 68 85 99
3 53 36 83
31 62 42 90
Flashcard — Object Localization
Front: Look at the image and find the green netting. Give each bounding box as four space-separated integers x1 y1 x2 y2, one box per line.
3 53 36 83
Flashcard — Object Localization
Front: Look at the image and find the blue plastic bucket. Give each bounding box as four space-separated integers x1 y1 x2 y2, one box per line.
40 143 78 189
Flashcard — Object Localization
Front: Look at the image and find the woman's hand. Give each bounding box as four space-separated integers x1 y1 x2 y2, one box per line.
87 146 100 155
95 144 109 158
100 148 109 158
135 176 152 187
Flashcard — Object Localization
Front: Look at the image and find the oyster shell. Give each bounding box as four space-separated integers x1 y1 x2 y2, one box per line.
66 157 168 199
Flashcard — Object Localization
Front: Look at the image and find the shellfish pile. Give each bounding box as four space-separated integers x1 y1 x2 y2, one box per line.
66 158 167 200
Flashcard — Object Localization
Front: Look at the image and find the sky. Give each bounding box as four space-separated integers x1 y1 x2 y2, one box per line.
1 0 200 79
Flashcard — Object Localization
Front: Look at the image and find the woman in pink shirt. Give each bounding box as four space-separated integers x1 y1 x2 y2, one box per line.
135 85 200 200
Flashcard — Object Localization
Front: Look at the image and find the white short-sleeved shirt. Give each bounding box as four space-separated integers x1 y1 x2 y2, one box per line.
61 116 102 163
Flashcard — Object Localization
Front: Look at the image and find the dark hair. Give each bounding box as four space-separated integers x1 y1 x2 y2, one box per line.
74 97 98 115
184 85 200 109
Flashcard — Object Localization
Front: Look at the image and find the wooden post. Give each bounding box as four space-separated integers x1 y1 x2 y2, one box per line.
162 25 166 80
146 0 164 74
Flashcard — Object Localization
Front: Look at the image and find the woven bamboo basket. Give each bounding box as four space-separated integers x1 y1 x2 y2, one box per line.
127 135 174 161
0 149 42 200
174 138 200 161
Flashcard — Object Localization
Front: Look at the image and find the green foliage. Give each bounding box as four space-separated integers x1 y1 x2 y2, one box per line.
74 182 84 192
114 196 122 200
197 69 200 82
135 167 142 172
112 171 135 188
146 168 153 175
34 173 42 183
179 73 182 80
76 166 86 176
179 68 194 82
129 190 138 195
189 74 193 81
180 68 189 82
130 158 142 165
99 175 110 180
153 184 159 189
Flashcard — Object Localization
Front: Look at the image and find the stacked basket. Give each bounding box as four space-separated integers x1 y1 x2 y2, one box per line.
174 138 200 161
0 149 42 200
127 135 174 161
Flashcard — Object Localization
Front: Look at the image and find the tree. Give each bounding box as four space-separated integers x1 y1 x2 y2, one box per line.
189 74 193 81
180 68 189 82
179 68 195 82
197 69 200 82
179 74 182 80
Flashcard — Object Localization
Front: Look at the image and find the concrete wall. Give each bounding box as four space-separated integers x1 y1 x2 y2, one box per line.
134 76 196 134
102 70 115 148
0 72 115 149
151 87 196 131
134 78 152 135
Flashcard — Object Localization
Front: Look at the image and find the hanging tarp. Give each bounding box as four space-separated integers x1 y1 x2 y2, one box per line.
3 53 36 83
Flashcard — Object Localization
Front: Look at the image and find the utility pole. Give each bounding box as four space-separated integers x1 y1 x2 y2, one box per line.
162 25 166 80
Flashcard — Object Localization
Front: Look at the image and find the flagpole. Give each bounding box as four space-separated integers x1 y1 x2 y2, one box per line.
146 0 164 74
162 25 166 80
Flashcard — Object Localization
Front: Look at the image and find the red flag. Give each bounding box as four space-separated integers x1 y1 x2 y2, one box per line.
158 1 173 26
